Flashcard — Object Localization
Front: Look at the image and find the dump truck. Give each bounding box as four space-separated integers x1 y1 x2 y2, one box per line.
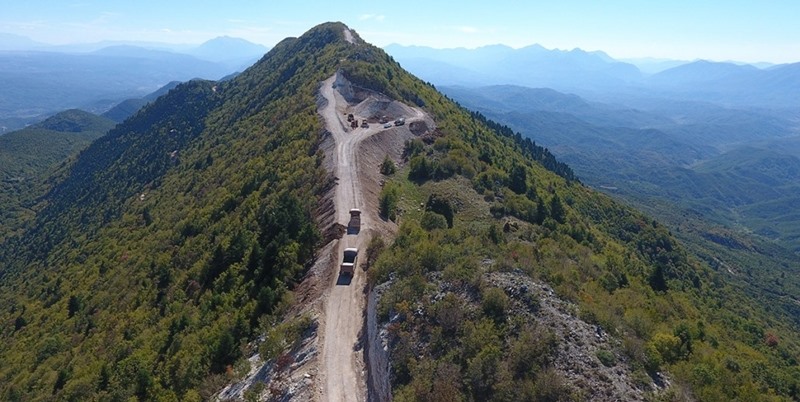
341 248 358 276
348 208 361 231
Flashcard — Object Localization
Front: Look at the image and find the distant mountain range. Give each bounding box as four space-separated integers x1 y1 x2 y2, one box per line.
0 35 269 130
384 43 642 90
0 33 269 60
385 44 800 109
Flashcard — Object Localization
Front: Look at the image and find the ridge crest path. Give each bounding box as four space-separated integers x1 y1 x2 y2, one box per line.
316 73 424 402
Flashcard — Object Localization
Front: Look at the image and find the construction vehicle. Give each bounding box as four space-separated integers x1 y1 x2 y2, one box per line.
350 119 358 129
341 248 358 276
361 119 369 128
347 113 354 122
348 209 361 232
394 118 405 126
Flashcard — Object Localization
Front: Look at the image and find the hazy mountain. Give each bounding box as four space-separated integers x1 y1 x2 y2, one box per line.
620 57 691 74
189 36 269 69
0 22 798 401
641 60 800 108
385 43 642 91
649 60 760 86
441 84 673 129
0 33 45 50
390 45 800 110
0 48 232 130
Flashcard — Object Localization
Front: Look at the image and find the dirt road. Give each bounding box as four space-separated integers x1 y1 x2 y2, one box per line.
316 74 424 402
318 74 370 402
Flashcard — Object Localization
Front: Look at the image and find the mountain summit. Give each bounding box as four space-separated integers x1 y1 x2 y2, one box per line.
0 22 797 402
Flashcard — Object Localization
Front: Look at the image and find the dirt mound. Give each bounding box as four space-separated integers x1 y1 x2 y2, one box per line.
353 97 416 122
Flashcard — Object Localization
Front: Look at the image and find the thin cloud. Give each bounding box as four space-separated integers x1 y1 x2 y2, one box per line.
359 14 386 22
457 26 479 34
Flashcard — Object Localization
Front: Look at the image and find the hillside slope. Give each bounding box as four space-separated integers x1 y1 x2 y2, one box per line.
0 22 798 402
0 24 344 401
0 109 114 243
442 84 800 331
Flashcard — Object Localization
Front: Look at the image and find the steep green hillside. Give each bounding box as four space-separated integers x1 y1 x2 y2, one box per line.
0 109 114 242
443 85 800 331
102 81 182 123
0 24 347 401
0 22 798 402
364 100 800 401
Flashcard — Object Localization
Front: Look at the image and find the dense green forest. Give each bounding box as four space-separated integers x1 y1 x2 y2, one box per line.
0 24 345 401
0 109 114 243
0 22 798 401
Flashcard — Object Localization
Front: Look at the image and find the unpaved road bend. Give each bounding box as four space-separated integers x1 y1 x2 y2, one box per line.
317 74 425 402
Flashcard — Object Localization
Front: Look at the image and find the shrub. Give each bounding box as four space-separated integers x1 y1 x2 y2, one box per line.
764 332 779 347
403 138 425 159
365 235 386 269
596 349 616 367
380 155 396 175
481 287 509 324
420 211 448 231
473 168 508 193
509 164 528 195
533 368 574 402
379 183 400 221
425 194 454 228
652 332 682 362
408 155 432 182
508 327 557 379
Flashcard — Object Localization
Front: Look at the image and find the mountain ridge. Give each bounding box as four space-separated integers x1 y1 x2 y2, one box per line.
0 22 798 401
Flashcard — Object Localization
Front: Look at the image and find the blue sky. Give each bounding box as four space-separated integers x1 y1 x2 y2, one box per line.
1 0 798 63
